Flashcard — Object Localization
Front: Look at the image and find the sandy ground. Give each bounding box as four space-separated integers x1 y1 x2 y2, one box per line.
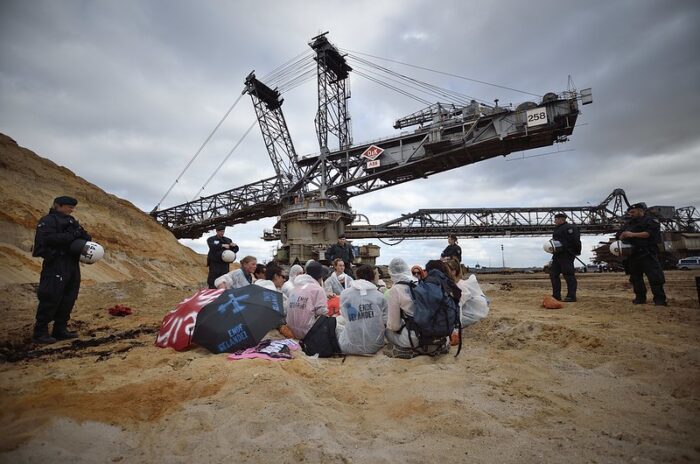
1 271 699 464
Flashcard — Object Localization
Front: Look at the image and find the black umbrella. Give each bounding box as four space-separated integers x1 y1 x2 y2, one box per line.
192 284 285 354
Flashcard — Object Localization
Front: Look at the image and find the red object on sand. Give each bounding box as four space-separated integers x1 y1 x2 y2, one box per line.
155 288 224 351
327 295 340 316
542 295 564 309
108 304 133 316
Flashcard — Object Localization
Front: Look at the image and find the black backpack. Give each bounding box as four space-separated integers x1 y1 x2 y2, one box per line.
300 316 342 358
396 269 462 356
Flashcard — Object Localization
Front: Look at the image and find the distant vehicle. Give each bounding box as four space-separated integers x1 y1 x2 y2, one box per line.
677 257 700 270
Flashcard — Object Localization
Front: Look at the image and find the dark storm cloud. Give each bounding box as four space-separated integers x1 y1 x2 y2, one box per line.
1 0 698 266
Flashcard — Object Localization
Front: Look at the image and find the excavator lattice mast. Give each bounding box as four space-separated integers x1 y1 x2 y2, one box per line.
310 32 352 153
243 72 301 193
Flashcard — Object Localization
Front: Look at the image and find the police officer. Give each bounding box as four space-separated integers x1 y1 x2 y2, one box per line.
550 212 581 302
441 234 462 263
32 196 92 344
616 203 667 306
206 225 239 289
326 234 355 278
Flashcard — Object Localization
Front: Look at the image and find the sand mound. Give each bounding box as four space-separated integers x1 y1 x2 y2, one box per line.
0 133 206 286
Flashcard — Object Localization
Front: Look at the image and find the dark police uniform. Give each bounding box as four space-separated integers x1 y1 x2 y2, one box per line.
32 203 91 340
441 243 462 263
550 221 581 301
616 214 667 305
206 234 238 289
326 241 355 278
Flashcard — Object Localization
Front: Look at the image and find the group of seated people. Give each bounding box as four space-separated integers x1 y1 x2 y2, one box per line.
213 255 489 358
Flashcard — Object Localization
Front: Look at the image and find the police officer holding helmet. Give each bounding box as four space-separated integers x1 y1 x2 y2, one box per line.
549 212 581 302
206 225 239 289
32 195 92 344
616 202 667 306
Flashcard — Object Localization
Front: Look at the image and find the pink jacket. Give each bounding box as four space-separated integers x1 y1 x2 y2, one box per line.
286 274 328 339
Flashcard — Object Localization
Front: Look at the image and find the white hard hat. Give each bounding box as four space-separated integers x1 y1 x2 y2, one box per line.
80 241 104 264
543 239 563 254
609 240 633 257
221 250 236 263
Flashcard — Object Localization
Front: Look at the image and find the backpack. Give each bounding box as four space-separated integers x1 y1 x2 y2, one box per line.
32 214 58 259
300 316 342 358
396 269 462 357
573 234 582 256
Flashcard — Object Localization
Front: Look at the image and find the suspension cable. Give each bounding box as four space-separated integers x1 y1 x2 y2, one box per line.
190 119 258 201
340 48 541 98
353 70 432 106
261 48 310 81
348 54 490 105
153 92 245 211
350 61 471 106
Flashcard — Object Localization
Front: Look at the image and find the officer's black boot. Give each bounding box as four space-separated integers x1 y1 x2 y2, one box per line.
650 284 667 306
32 325 57 344
52 323 78 340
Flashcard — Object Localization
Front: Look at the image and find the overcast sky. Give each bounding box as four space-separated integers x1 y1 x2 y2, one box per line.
1 0 699 268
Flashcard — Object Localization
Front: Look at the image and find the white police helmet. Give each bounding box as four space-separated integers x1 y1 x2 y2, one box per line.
543 239 563 254
221 250 236 263
608 240 633 258
80 241 105 264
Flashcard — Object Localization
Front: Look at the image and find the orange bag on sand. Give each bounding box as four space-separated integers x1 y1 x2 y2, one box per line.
542 296 564 309
327 295 340 316
278 325 294 339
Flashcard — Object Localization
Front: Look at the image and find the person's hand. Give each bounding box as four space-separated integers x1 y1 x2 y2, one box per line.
620 231 633 239
222 244 230 249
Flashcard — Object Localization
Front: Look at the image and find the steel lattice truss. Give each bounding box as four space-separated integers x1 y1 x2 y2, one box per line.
244 72 301 191
310 33 352 152
337 189 699 240
671 206 700 232
151 33 587 239
151 176 282 238
153 95 581 238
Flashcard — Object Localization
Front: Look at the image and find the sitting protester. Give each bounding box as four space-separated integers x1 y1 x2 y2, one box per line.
254 263 289 315
385 259 460 358
214 255 257 289
444 257 489 326
335 265 388 355
385 257 420 349
410 265 426 280
324 258 354 297
287 261 328 339
281 263 304 298
374 266 388 294
459 274 490 326
425 259 461 307
253 263 267 282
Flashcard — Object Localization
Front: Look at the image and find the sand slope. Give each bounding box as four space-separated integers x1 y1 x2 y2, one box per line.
0 133 206 286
